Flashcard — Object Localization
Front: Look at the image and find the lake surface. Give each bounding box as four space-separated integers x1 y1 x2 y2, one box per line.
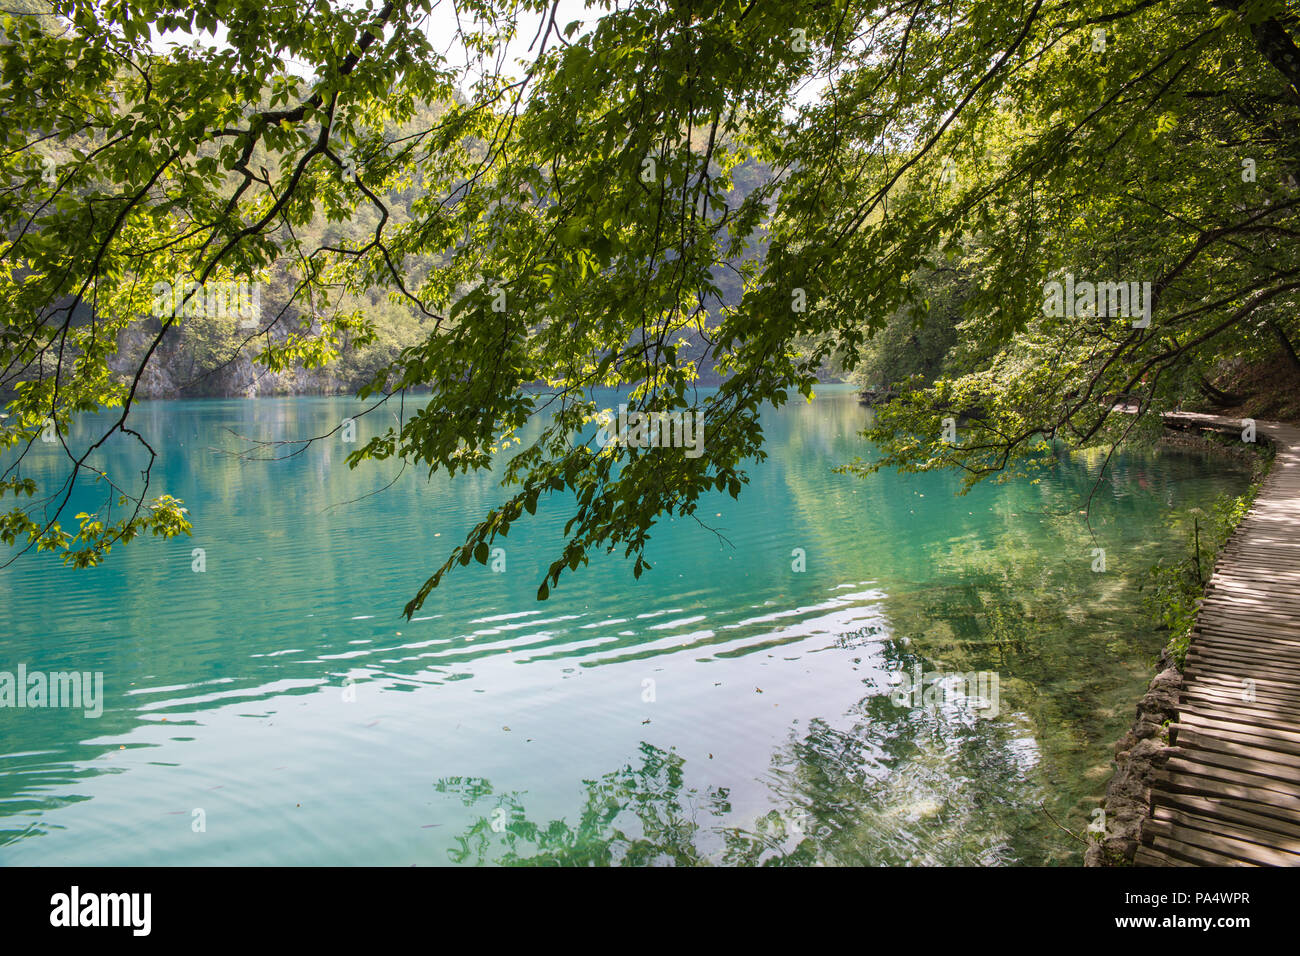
0 387 1251 865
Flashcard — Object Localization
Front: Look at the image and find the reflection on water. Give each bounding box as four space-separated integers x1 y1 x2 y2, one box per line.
0 387 1250 864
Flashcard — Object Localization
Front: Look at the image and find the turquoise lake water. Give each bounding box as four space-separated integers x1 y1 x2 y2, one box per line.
0 386 1251 864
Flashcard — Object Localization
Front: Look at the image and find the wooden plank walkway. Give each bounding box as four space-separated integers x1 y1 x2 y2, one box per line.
1135 412 1300 867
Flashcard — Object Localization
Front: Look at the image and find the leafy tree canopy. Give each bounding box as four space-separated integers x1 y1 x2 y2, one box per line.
1 0 1297 611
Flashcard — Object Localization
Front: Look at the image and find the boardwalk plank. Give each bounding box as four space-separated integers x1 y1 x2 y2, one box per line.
1143 818 1292 865
1168 728 1300 771
1179 686 1300 718
1152 791 1300 839
1141 825 1259 866
1178 679 1300 708
1174 712 1300 748
1176 701 1300 735
1134 417 1300 867
1152 806 1300 857
1166 744 1300 787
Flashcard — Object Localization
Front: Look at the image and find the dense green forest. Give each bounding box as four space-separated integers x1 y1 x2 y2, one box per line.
2 0 1298 605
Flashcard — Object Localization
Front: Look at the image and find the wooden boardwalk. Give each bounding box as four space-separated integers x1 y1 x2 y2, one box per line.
1135 412 1300 866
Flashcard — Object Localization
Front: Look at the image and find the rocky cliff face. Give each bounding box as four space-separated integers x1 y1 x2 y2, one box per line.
110 324 354 399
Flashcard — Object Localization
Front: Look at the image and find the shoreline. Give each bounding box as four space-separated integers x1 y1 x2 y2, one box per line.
1086 422 1277 866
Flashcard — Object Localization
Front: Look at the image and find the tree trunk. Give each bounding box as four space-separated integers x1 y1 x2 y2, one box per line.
1270 320 1300 374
